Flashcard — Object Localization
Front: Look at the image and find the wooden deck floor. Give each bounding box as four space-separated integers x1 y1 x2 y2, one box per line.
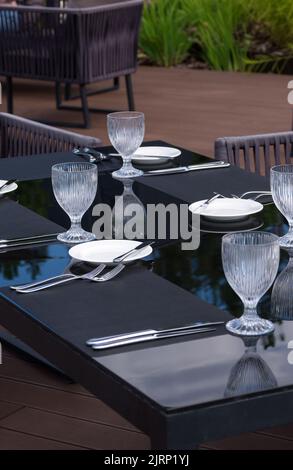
1 66 293 450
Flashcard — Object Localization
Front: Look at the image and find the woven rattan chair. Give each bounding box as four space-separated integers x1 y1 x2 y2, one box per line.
0 112 101 157
0 1 143 127
215 132 293 176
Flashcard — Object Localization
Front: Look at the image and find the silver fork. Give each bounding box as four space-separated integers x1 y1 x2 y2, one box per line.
92 264 126 283
13 265 107 294
231 191 272 200
11 259 84 291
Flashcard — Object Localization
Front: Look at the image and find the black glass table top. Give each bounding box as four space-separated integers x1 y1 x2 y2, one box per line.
0 141 292 414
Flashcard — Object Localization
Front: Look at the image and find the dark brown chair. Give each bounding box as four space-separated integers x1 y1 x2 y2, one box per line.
215 132 293 176
0 112 101 157
0 1 143 128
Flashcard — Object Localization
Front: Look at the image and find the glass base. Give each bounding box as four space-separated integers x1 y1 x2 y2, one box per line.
226 316 274 336
57 228 96 244
112 166 143 179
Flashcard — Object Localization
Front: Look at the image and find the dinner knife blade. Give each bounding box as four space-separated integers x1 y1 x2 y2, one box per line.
91 327 216 350
87 321 224 346
0 236 58 250
0 233 60 244
143 161 230 176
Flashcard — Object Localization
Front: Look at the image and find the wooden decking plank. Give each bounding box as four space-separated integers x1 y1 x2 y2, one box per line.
0 408 150 450
0 377 140 432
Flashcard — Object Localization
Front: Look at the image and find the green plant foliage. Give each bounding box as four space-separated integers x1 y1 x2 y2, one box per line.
181 0 250 71
249 0 293 49
140 0 293 72
139 0 192 67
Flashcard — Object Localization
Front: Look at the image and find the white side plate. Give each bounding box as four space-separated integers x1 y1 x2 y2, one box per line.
189 198 264 222
69 240 153 266
132 146 181 165
0 180 18 196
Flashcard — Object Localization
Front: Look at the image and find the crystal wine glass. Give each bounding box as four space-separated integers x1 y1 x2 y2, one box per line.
107 112 145 179
271 165 293 251
52 162 97 244
222 231 280 336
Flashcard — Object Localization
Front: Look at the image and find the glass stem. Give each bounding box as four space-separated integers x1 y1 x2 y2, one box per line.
242 306 258 319
70 217 82 232
122 155 134 171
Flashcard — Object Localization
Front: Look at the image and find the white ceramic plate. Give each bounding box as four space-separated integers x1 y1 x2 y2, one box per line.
189 198 264 222
0 180 18 196
69 240 153 266
132 146 181 165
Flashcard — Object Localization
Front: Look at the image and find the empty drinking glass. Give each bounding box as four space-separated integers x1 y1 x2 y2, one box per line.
107 112 145 179
52 162 97 244
222 232 280 336
271 165 293 250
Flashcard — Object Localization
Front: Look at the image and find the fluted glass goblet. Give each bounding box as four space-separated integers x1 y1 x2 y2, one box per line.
52 162 97 244
222 231 280 336
107 112 145 179
271 165 293 251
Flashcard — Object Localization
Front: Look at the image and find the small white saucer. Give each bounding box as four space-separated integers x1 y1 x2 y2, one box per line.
132 146 181 165
69 240 153 266
0 180 18 196
189 198 264 222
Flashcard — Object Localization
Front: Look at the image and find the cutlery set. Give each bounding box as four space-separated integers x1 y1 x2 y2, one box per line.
10 242 153 293
73 147 231 175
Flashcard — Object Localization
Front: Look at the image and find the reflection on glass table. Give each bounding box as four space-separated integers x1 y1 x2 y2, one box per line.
111 178 147 240
271 254 293 321
224 336 278 398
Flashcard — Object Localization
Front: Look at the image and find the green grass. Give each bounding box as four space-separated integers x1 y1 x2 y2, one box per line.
139 0 293 72
139 0 192 67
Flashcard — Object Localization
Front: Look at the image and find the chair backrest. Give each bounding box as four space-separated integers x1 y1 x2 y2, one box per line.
0 113 101 157
0 1 143 83
215 132 293 176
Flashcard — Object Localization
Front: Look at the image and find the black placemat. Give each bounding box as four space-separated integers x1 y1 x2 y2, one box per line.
0 198 64 240
140 165 270 204
0 152 121 181
0 265 230 357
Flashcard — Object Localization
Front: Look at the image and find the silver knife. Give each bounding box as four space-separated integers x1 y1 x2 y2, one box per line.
143 161 230 176
0 233 60 244
113 241 154 264
0 236 58 250
87 321 224 346
91 327 216 350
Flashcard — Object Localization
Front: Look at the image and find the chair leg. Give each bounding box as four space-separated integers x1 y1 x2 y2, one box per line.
64 83 72 101
55 82 62 110
6 77 13 114
125 74 135 111
114 77 120 89
80 84 91 129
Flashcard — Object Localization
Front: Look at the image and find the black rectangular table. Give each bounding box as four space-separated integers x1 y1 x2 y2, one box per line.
0 142 292 449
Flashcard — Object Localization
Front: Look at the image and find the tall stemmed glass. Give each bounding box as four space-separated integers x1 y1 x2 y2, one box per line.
52 162 97 244
107 112 145 179
222 232 280 336
271 165 293 251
